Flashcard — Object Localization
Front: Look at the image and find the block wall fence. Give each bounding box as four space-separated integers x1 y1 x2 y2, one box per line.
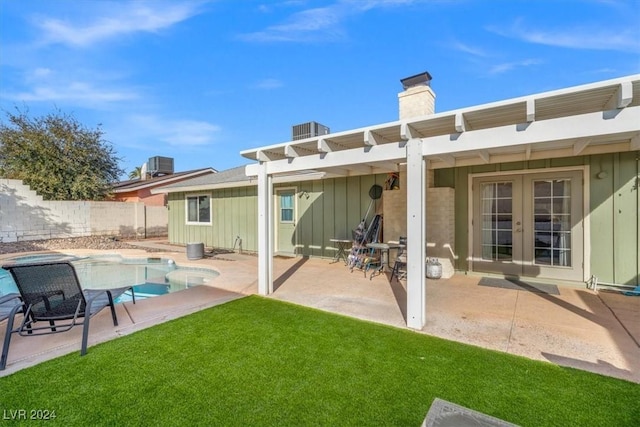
0 179 167 243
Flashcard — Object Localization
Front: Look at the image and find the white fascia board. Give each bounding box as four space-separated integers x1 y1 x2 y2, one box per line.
273 172 327 183
421 106 640 157
124 169 216 193
152 179 256 194
262 142 406 175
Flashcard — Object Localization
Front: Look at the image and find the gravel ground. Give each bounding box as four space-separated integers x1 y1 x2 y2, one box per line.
0 236 163 255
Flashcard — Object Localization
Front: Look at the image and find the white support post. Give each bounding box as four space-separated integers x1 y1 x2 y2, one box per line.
257 163 273 295
406 138 427 330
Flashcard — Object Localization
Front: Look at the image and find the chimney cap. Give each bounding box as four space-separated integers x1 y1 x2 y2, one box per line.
400 71 432 90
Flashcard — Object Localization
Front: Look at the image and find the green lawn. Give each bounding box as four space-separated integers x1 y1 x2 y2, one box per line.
1 296 638 426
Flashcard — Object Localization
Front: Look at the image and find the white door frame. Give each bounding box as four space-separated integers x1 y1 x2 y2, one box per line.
467 165 590 281
274 186 298 255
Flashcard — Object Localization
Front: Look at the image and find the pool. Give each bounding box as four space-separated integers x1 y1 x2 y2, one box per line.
0 254 219 303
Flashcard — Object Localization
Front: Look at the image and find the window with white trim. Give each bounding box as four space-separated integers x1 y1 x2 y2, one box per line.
186 195 211 224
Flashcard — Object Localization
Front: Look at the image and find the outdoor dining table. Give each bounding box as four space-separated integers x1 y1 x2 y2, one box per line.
365 242 402 278
329 238 352 265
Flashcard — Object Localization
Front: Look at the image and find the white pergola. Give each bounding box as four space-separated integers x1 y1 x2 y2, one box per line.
242 75 640 330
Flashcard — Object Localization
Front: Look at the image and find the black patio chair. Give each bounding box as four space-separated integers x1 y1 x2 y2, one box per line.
1 293 24 371
2 261 134 363
390 236 407 282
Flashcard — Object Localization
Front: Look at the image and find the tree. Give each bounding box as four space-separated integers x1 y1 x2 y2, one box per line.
129 166 142 180
0 107 123 200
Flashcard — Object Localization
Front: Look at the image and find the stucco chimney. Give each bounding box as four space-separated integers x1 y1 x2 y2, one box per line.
398 71 435 120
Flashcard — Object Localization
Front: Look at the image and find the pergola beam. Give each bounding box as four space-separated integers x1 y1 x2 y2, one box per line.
438 153 456 167
257 150 282 162
605 81 633 109
526 99 536 122
250 107 640 177
455 112 468 133
573 139 591 156
478 150 490 163
284 145 301 158
317 138 341 153
365 129 390 146
401 122 419 140
422 107 640 158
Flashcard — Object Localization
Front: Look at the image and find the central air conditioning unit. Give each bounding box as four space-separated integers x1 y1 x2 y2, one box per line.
148 156 174 176
292 121 330 141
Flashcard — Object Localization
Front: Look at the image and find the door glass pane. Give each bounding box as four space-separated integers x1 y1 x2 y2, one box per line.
480 182 513 261
533 179 571 266
280 194 294 222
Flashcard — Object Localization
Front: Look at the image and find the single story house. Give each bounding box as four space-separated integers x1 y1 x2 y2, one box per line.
112 167 216 206
155 73 640 329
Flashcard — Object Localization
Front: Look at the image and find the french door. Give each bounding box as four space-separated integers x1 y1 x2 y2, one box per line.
472 170 584 281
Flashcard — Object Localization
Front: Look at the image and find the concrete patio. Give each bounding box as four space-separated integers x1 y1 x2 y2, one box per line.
1 241 638 384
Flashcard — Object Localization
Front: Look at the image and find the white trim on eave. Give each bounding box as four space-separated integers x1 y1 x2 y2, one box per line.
114 168 217 193
154 172 329 194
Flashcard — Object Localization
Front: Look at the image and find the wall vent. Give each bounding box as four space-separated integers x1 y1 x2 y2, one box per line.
148 156 174 176
292 121 330 141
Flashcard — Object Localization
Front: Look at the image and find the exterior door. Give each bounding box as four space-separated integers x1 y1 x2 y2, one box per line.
472 170 584 281
275 188 297 255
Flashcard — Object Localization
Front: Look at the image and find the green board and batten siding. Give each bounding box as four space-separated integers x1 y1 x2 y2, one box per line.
168 186 258 251
438 152 639 286
168 175 386 258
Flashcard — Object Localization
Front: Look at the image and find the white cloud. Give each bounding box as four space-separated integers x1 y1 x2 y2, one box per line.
252 78 284 90
238 0 436 43
239 6 346 42
3 80 138 104
489 58 543 75
34 1 205 47
130 115 221 147
451 41 490 58
487 19 640 53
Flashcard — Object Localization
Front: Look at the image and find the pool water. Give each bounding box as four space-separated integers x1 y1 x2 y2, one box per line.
0 254 219 303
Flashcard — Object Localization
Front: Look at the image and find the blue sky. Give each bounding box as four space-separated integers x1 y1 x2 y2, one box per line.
1 0 639 179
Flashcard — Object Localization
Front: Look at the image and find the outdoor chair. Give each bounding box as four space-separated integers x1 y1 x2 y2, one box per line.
1 293 24 371
1 261 135 364
390 236 407 282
